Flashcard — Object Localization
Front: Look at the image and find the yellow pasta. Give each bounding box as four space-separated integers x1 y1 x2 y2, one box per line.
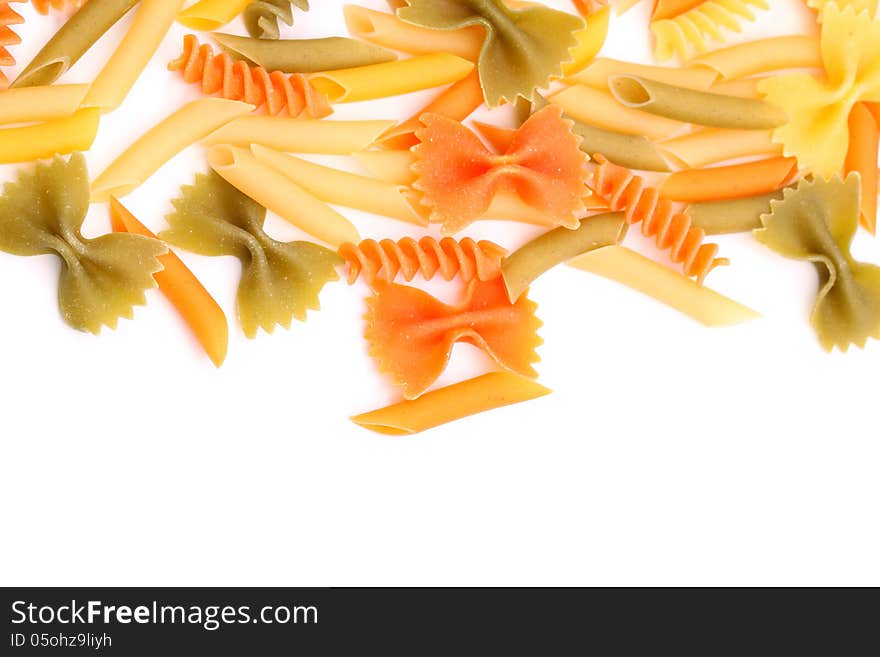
658 128 782 168
549 84 686 140
568 245 760 327
208 144 360 247
0 109 101 164
351 372 551 436
708 77 765 98
562 6 610 77
177 0 249 30
353 150 418 186
203 117 395 154
688 36 822 80
309 54 475 103
82 0 184 111
572 57 718 90
0 85 90 126
250 145 428 225
91 98 253 202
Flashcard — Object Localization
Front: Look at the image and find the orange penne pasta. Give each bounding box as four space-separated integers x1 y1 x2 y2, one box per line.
109 197 229 367
845 103 878 234
379 69 483 150
658 157 799 203
652 0 707 19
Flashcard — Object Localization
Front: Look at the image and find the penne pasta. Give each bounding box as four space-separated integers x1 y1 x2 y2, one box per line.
658 157 798 203
203 117 396 154
707 77 764 98
571 57 718 90
83 0 185 111
0 108 100 164
208 145 360 247
309 54 475 103
657 128 782 169
177 0 249 30
91 98 253 202
845 103 878 233
351 372 552 436
0 84 89 125
250 145 428 225
688 36 822 80
568 245 761 327
353 150 418 186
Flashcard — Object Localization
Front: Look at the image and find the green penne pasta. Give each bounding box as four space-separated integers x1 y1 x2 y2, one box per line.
502 213 627 302
688 191 786 235
12 0 141 88
609 74 788 131
213 33 397 73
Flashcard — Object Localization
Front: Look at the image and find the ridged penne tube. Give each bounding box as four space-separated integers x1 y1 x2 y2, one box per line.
91 99 253 202
687 191 784 235
250 145 428 226
549 84 686 140
568 246 761 327
687 36 822 80
351 372 552 436
609 75 789 130
570 115 671 172
572 57 718 90
658 157 798 203
0 108 100 164
657 128 782 169
211 33 397 74
208 145 360 247
501 212 627 302
309 54 475 103
83 0 185 111
0 84 89 125
353 150 418 186
203 118 396 154
707 77 764 98
342 5 483 61
177 0 249 30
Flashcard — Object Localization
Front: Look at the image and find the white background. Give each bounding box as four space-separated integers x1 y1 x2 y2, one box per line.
1 0 878 586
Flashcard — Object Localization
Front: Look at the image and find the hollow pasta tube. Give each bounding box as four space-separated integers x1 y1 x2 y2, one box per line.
0 84 89 125
177 0 249 30
687 36 822 80
658 157 798 203
657 128 782 169
845 102 878 234
0 108 100 164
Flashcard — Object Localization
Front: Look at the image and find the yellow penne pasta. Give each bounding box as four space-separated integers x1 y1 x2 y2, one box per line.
351 373 552 436
0 85 90 126
91 99 253 202
658 128 781 168
0 109 101 164
549 84 686 140
568 245 761 327
353 150 418 186
208 145 360 247
83 0 184 111
250 145 428 225
177 0 248 30
688 36 822 80
571 57 718 90
203 117 396 153
309 54 475 103
343 5 483 61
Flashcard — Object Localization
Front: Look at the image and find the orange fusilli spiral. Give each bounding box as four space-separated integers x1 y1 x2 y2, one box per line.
339 237 508 286
168 35 332 118
588 154 728 282
0 1 24 89
30 0 86 14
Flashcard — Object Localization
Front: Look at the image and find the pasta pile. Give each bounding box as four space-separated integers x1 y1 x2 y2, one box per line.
2 0 880 434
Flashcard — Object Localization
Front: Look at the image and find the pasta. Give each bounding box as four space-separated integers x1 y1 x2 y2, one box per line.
109 197 229 368
657 128 781 169
249 144 428 225
353 150 418 185
845 102 878 233
162 171 341 338
170 35 332 117
83 0 184 111
11 0 139 88
365 278 542 399
244 0 308 39
413 106 589 234
609 75 788 130
755 175 880 351
501 213 627 303
0 84 89 125
687 36 822 80
588 154 727 282
0 108 100 164
351 372 551 436
651 0 769 61
30 0 87 14
573 57 718 90
308 54 474 103
397 0 585 106
177 0 249 30
212 33 396 73
90 98 253 202
0 0 23 89
339 237 507 286
658 157 798 203
0 154 167 334
687 191 784 235
203 117 396 153
208 144 360 247
568 246 761 327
